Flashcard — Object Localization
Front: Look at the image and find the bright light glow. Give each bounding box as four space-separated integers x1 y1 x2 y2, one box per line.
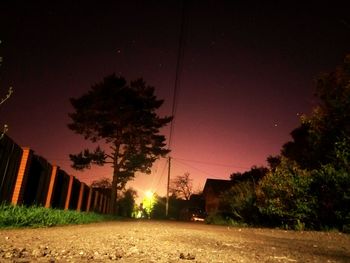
145 190 153 199
143 190 156 219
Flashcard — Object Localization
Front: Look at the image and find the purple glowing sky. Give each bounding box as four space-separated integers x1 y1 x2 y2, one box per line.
1 1 349 198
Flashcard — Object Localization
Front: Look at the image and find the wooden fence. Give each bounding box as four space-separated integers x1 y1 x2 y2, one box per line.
0 135 110 214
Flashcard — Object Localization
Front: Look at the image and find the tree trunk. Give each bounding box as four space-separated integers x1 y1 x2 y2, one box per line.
110 142 120 214
110 170 118 214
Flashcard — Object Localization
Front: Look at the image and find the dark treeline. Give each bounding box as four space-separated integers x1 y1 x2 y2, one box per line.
218 55 350 232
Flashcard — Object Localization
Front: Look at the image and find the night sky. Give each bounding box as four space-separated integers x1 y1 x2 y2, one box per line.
1 1 349 199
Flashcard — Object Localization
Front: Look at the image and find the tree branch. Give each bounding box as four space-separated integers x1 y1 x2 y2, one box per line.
0 87 13 106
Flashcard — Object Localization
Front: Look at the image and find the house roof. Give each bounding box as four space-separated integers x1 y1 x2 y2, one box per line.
203 179 235 196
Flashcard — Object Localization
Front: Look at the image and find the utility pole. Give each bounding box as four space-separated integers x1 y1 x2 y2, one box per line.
165 0 188 217
166 156 171 217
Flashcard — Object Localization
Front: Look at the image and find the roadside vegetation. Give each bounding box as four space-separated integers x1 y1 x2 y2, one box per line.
212 55 350 232
0 204 119 228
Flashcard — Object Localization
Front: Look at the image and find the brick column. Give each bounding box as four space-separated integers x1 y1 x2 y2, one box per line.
45 165 58 208
77 182 85 212
86 187 92 212
64 175 74 210
11 147 32 205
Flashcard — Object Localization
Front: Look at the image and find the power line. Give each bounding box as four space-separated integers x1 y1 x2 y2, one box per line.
172 157 250 170
154 157 168 191
44 154 251 171
168 0 188 149
173 158 225 180
166 0 189 217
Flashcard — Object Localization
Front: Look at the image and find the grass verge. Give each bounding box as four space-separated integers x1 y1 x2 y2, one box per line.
205 213 248 227
0 203 119 228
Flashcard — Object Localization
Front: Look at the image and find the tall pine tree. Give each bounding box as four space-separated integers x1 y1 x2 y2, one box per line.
68 75 172 213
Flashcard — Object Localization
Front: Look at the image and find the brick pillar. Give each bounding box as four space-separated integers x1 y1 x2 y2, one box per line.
64 175 74 210
77 182 85 212
11 147 32 205
45 165 58 208
86 187 92 212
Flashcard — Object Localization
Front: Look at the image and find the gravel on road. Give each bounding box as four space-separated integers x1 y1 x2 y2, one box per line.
0 220 349 262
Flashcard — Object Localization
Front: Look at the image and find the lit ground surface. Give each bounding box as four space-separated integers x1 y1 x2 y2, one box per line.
0 220 349 262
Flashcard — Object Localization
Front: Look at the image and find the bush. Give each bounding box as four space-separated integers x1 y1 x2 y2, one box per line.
311 165 348 229
256 138 350 231
309 138 350 230
220 180 260 224
205 213 247 227
0 204 117 228
256 158 316 229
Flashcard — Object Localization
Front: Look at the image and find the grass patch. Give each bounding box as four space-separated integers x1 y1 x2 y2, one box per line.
0 203 119 228
205 213 248 227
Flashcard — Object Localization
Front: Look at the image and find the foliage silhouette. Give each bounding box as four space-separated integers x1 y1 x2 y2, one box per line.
257 55 350 230
90 177 112 189
118 188 137 218
170 172 193 200
68 74 172 214
282 54 350 169
221 55 350 231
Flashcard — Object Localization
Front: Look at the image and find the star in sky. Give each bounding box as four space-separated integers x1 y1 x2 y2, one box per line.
0 0 349 197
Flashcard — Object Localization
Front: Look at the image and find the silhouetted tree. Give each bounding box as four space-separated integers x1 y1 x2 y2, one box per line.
266 155 281 172
142 192 156 219
230 166 268 185
0 40 13 140
256 157 315 229
282 54 350 169
151 195 166 219
90 177 112 189
257 55 350 230
223 166 268 223
170 172 193 200
118 188 137 217
0 87 13 107
281 123 318 169
152 194 188 220
68 75 172 214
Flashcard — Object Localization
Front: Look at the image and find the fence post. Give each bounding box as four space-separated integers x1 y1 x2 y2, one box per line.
45 165 58 208
64 175 73 210
77 182 85 212
106 197 110 214
11 147 32 205
102 195 107 214
99 193 104 213
93 190 99 212
86 187 92 212
103 194 107 213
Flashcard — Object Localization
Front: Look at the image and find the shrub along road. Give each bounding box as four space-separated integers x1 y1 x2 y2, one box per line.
0 220 349 262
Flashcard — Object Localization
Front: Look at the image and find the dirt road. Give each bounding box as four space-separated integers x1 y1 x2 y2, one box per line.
0 220 349 262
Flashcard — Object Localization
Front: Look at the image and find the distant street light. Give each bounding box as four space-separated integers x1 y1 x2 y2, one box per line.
145 190 153 199
143 190 155 219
